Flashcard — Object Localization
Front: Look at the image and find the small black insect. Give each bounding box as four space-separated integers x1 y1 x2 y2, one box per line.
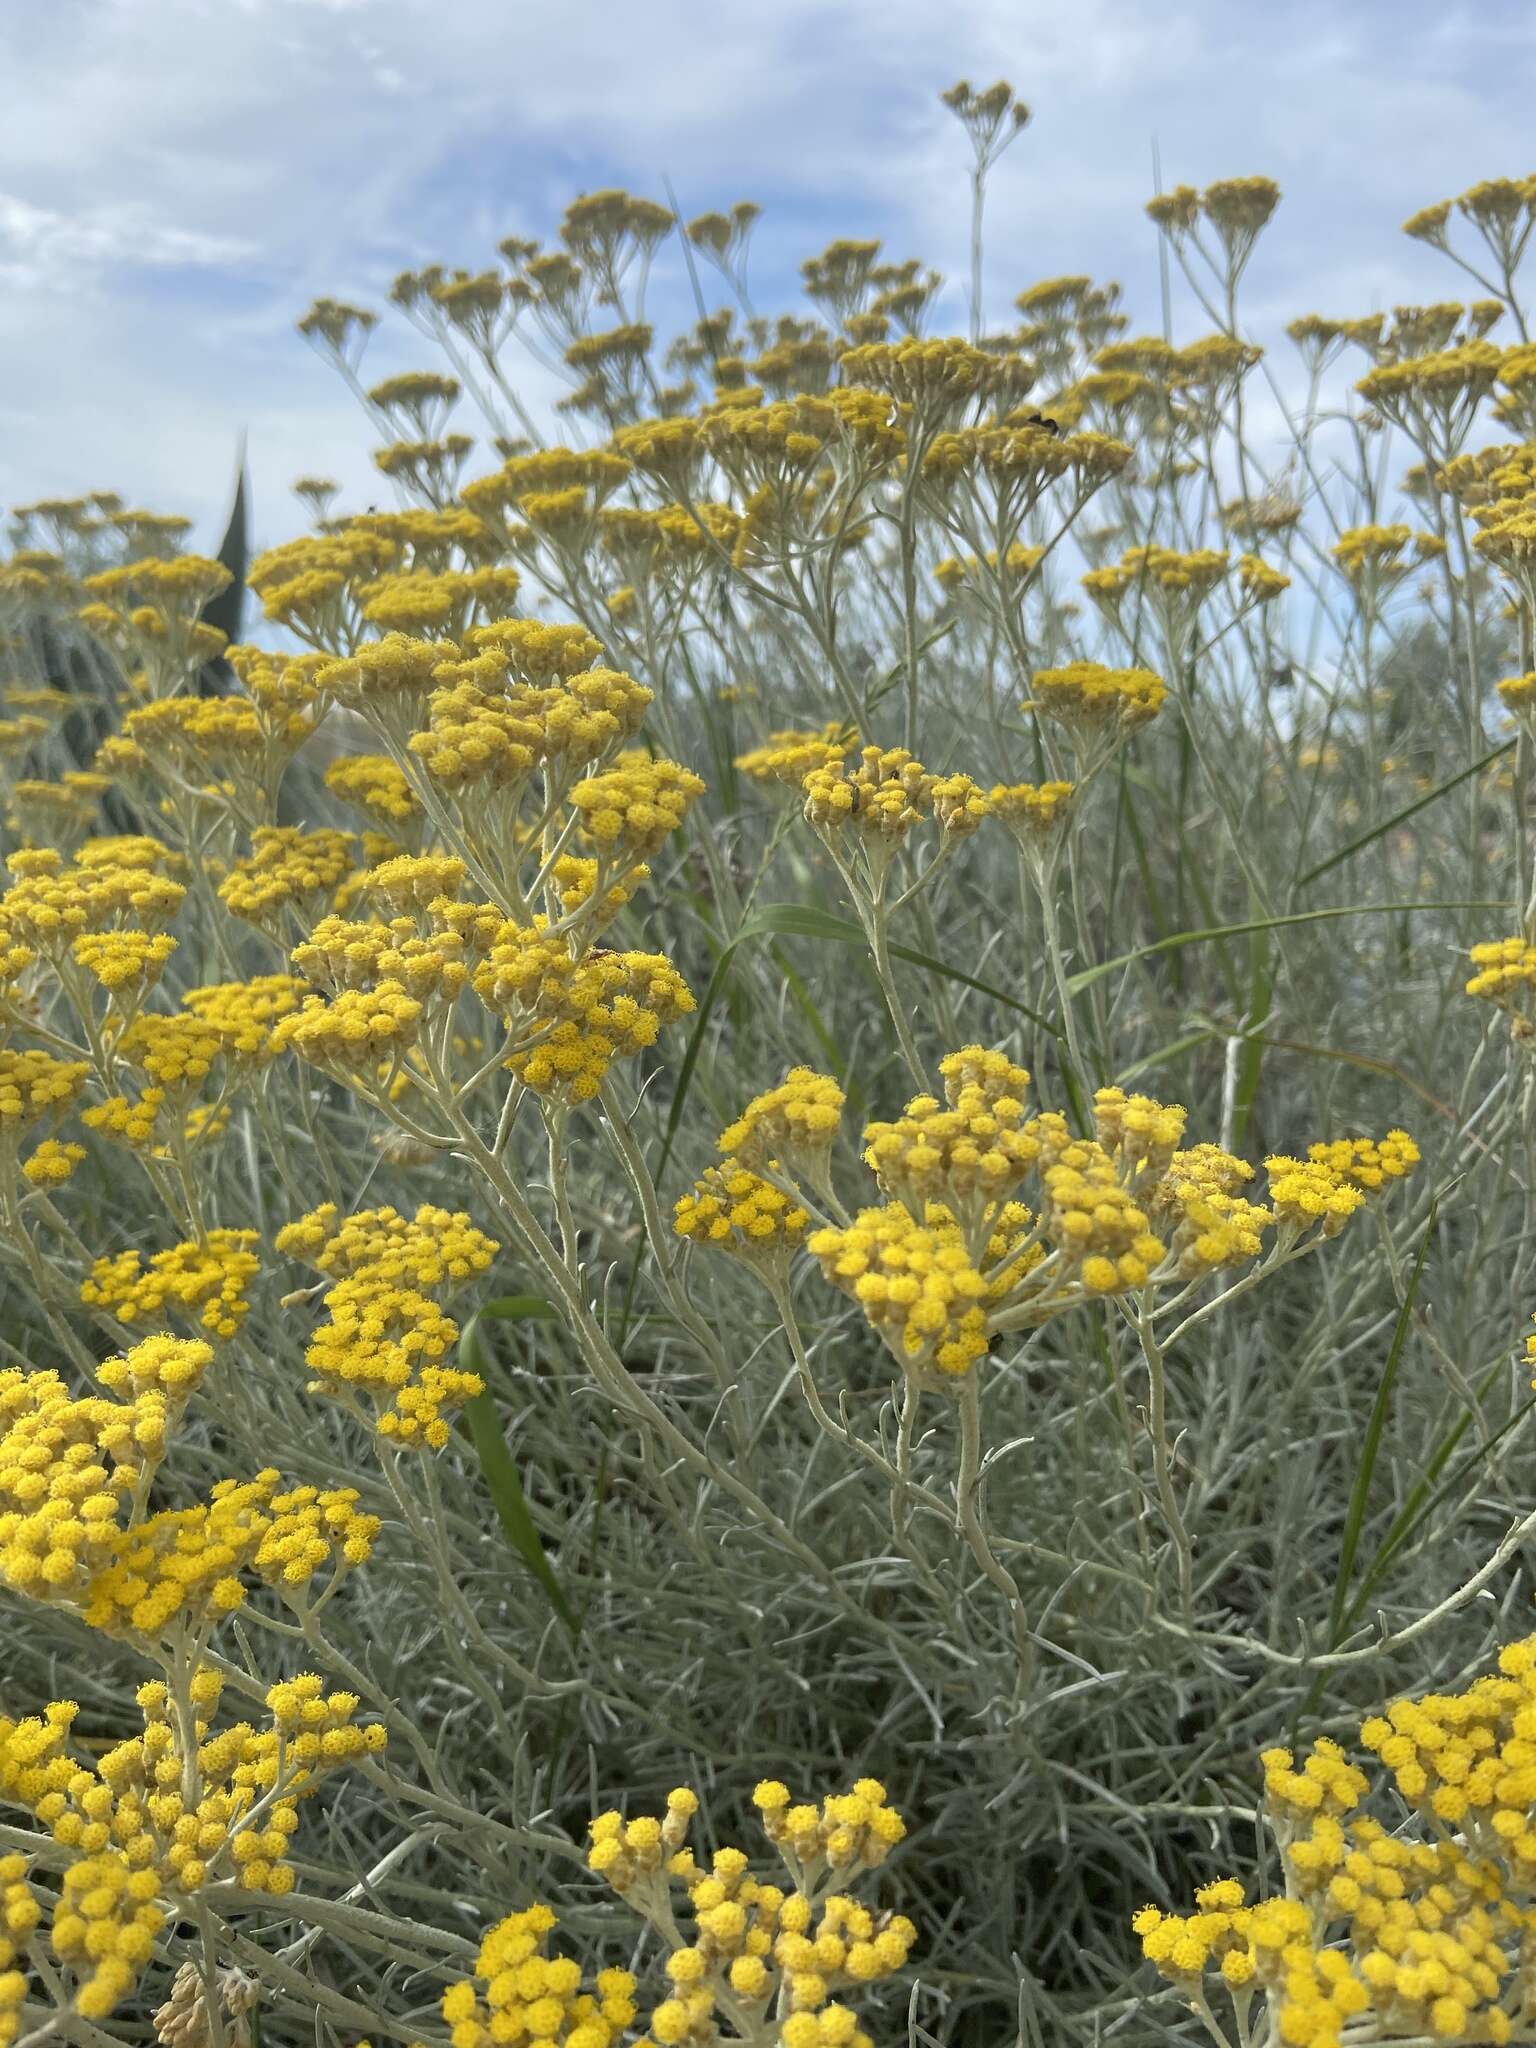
1023 412 1061 436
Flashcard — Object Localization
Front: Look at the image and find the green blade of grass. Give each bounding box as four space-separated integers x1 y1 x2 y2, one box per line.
1248 1031 1456 1120
1298 741 1514 887
1230 918 1273 1150
1066 902 1508 997
458 1297 578 1638
1326 1203 1435 1650
1113 1026 1221 1085
1347 1383 1535 1629
656 902 1059 1186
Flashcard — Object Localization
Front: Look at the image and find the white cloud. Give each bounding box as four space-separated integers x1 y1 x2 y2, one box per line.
0 191 253 290
2 0 1534 550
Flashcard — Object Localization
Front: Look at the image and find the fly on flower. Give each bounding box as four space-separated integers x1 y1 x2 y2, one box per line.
1024 413 1061 435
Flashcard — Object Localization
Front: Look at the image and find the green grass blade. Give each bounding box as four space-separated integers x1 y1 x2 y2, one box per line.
1247 1031 1456 1120
1326 1204 1435 1649
1113 1026 1220 1085
458 1298 578 1638
1230 919 1273 1150
1067 902 1508 997
1298 742 1514 888
1347 1381 1534 1625
656 902 1060 1187
885 932 1058 1034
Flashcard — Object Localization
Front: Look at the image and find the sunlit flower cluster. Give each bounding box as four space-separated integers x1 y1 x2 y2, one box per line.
581 1779 913 2048
1138 1631 1536 2048
277 1202 497 1447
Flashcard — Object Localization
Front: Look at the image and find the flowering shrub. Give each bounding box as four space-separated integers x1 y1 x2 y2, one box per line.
3 79 1536 2048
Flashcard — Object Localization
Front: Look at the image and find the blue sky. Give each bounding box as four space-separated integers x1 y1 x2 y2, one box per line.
4 0 1535 555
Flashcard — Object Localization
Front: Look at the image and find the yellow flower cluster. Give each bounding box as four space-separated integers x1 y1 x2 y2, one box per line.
1357 341 1503 425
22 1137 86 1185
1331 522 1445 595
1448 443 1536 597
839 334 1026 414
934 542 1044 592
291 913 469 1003
81 1230 260 1340
803 746 934 843
1148 1146 1274 1278
569 751 705 859
275 980 424 1071
1138 1631 1536 2048
805 1200 1032 1378
1263 1154 1369 1234
1467 936 1536 1039
366 851 465 912
70 927 177 997
1035 1131 1167 1294
789 1061 1412 1355
474 928 695 1104
95 1331 214 1409
1306 1130 1421 1191
1081 543 1230 615
735 725 851 787
584 1780 912 2048
0 1849 37 2046
861 1053 1038 1228
551 855 651 929
416 638 653 787
2 1339 365 1642
314 632 453 712
922 421 1130 503
279 1200 496 1285
0 1669 383 2020
457 617 605 683
0 1345 203 1602
1 843 183 959
81 1089 175 1154
358 565 521 636
1497 671 1536 732
673 1164 811 1278
1236 552 1291 602
929 773 991 836
83 1468 377 1639
7 774 110 850
217 826 355 932
439 1905 637 2048
224 642 330 723
1027 661 1167 739
719 1067 846 1180
701 390 906 494
118 1009 226 1092
179 974 308 1063
413 661 654 796
38 1837 164 2020
0 1047 89 1149
1145 176 1281 251
989 780 1076 850
408 676 545 792
323 750 424 829
1091 1086 1188 1183
277 1203 497 1447
96 695 275 798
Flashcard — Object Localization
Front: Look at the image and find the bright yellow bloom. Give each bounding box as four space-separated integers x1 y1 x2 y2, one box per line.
82 1234 260 1341
674 1165 810 1277
736 726 851 787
